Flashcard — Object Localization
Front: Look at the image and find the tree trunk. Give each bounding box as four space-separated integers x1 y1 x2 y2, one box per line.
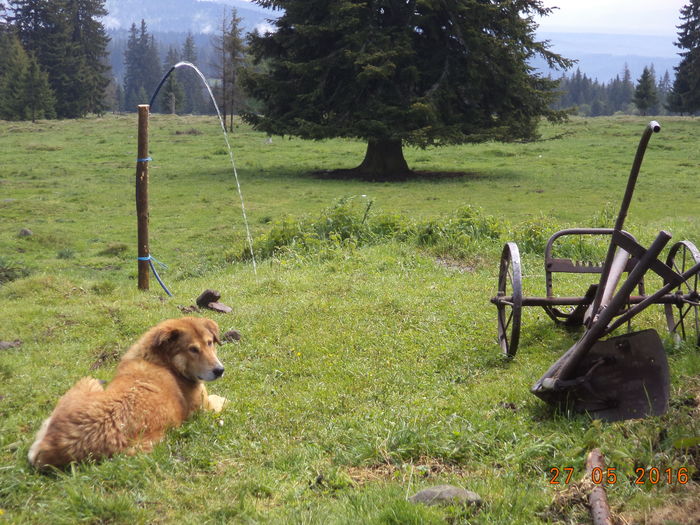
354 138 412 180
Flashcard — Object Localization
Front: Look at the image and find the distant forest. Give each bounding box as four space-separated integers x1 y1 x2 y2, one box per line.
552 66 674 117
1 1 699 121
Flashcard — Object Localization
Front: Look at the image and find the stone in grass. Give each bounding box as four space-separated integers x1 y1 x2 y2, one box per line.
408 485 482 507
18 228 33 237
0 340 22 351
223 329 241 342
207 302 232 314
196 289 222 308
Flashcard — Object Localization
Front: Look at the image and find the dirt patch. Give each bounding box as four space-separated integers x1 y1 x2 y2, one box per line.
345 457 473 486
622 485 700 525
435 256 476 273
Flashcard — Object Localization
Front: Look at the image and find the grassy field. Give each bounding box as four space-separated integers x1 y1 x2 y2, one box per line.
0 115 699 524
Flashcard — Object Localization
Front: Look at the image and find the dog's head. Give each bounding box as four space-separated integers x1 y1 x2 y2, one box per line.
148 317 224 382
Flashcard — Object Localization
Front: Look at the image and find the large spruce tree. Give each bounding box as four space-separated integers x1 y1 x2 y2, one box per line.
667 1 700 115
242 0 571 179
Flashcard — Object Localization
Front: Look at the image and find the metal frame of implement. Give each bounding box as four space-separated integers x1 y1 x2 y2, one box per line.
490 121 700 421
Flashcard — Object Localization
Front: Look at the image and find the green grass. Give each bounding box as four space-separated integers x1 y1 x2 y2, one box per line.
0 115 699 524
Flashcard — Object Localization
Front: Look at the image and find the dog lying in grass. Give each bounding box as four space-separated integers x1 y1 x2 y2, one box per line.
28 317 228 469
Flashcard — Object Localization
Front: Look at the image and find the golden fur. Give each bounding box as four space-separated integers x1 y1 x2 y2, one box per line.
28 317 227 469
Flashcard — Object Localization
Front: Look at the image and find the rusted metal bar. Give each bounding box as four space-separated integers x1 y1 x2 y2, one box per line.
491 294 688 307
605 259 700 335
136 104 150 291
588 121 661 322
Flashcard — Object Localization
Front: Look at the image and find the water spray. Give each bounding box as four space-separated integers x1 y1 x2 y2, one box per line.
136 61 258 294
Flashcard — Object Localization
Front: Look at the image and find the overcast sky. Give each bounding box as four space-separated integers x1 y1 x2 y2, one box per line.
536 0 687 36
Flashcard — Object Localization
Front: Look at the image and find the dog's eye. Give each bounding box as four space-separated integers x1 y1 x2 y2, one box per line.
189 346 200 354
207 340 213 347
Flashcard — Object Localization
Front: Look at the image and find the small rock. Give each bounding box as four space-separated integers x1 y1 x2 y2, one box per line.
196 289 221 308
0 340 22 351
223 329 241 342
18 228 33 237
408 485 482 507
207 302 232 314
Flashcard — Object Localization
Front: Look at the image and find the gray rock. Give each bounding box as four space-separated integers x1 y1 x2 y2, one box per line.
18 228 33 237
408 485 482 507
196 289 221 308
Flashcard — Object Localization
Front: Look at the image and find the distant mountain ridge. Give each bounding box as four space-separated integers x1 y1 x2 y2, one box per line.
534 32 680 82
103 0 275 34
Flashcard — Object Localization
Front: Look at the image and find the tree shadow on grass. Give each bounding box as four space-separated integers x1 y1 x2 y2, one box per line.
311 168 521 183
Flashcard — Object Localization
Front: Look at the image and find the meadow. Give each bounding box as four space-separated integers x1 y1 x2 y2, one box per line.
0 115 699 524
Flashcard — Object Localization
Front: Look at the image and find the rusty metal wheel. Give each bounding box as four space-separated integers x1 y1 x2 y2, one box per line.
497 242 522 357
665 241 700 346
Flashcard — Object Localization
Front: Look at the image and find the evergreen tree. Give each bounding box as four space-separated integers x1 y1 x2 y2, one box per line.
0 31 30 119
9 0 83 117
657 70 672 113
620 64 635 111
0 32 55 120
667 1 700 114
123 20 161 111
9 0 108 117
180 32 205 114
22 52 56 120
242 0 571 179
160 46 184 114
633 66 658 115
65 0 111 115
211 8 247 130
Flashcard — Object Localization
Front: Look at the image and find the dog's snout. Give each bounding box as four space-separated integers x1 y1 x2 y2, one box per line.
213 366 224 379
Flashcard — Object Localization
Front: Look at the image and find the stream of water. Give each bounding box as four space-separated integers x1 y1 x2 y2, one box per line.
149 61 258 275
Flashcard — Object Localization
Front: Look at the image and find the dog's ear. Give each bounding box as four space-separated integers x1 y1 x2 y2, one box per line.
152 326 181 351
201 318 220 344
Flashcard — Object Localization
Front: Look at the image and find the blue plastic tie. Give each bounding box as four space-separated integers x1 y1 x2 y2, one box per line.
137 254 173 296
137 157 152 162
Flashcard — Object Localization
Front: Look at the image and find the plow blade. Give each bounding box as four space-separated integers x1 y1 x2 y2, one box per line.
532 330 669 422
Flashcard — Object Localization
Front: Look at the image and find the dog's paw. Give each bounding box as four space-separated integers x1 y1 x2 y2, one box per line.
207 394 228 413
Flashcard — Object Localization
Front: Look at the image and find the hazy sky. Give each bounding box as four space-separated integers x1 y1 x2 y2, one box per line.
235 0 689 37
536 0 687 36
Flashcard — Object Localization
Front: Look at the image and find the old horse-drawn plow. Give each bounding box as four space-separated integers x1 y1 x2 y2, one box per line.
491 121 700 421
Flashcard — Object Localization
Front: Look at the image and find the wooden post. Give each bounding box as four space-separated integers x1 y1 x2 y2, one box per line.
136 104 150 291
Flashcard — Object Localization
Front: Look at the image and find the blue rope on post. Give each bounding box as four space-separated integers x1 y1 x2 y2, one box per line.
137 255 173 297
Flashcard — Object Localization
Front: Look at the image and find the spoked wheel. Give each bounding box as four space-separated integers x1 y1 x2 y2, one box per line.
496 242 523 357
665 240 700 346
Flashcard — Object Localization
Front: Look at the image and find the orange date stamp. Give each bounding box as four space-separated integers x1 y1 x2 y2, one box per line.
549 466 689 485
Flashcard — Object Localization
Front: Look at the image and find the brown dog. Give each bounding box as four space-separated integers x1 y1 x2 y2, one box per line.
28 317 228 469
